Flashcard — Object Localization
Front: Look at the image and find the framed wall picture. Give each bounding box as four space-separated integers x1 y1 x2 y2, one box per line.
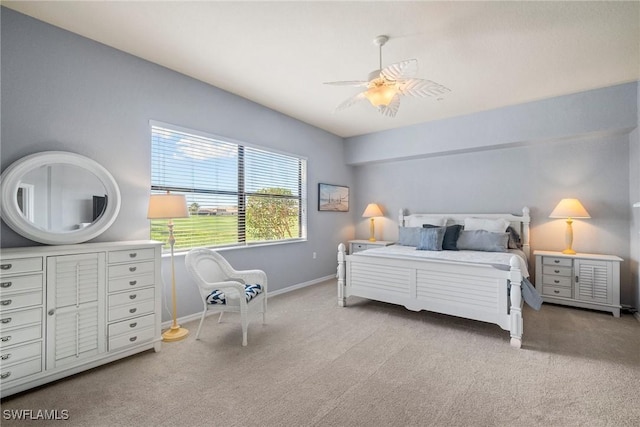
318 183 349 212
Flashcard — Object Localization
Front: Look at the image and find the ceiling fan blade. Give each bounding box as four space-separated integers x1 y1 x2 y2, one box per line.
335 92 367 111
398 78 451 98
324 80 369 87
381 59 418 81
377 95 401 118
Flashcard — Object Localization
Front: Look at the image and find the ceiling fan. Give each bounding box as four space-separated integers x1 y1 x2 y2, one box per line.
324 35 451 117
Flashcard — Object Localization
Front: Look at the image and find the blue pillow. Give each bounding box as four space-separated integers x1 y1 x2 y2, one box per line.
398 226 422 247
457 230 508 252
425 224 462 251
417 226 446 251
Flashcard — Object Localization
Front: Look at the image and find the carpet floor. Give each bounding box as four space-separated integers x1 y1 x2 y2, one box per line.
2 279 639 426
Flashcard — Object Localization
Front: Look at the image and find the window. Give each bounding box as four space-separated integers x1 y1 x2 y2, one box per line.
150 123 307 251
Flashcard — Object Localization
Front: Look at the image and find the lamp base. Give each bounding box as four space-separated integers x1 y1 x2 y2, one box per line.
562 248 577 255
162 325 189 342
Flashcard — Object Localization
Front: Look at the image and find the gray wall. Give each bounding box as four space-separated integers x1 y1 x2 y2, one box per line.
1 8 354 321
631 81 640 313
346 83 639 308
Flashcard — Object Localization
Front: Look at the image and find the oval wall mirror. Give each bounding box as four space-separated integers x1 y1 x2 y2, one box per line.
0 151 121 245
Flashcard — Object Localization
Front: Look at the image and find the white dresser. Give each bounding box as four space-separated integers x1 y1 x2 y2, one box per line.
534 250 622 317
0 240 163 397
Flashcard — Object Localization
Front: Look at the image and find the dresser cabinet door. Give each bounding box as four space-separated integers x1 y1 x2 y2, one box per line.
574 259 613 305
46 253 106 368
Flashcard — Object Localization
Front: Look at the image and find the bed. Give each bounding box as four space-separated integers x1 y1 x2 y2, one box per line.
337 207 534 348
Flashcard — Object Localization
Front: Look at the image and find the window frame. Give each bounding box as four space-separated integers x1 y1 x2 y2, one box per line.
150 121 307 252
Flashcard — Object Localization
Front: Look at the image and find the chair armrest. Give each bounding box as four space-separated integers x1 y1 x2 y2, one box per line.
230 269 267 291
200 280 246 296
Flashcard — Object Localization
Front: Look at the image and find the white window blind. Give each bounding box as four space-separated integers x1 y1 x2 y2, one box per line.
150 124 307 251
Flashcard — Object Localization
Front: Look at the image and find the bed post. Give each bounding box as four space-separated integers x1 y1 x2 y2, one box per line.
521 206 531 259
337 243 347 307
509 256 523 349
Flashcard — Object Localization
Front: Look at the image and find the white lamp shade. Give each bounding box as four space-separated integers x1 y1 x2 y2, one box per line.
549 198 591 219
147 193 189 219
362 203 383 218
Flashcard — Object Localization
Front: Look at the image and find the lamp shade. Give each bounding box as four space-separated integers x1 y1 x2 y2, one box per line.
362 203 383 218
549 198 591 219
147 193 189 219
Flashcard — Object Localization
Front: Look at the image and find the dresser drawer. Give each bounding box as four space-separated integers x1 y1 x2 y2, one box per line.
543 286 572 298
542 256 572 267
0 357 42 385
109 300 155 323
108 327 155 352
109 288 155 308
0 257 43 276
0 307 42 332
108 261 155 279
0 341 42 366
108 313 155 337
0 324 42 350
0 274 43 297
108 273 155 293
542 265 572 277
542 275 571 288
108 248 156 264
0 290 43 313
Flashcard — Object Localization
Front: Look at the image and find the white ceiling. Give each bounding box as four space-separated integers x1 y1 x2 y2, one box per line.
4 1 640 138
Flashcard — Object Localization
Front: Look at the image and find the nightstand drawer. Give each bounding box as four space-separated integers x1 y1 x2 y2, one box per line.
351 243 370 253
542 256 572 267
542 265 572 277
542 275 571 288
543 286 571 298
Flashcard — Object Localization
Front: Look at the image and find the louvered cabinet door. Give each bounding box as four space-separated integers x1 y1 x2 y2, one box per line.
574 259 613 305
46 253 106 369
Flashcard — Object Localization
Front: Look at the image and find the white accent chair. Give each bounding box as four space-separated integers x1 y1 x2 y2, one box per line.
185 248 267 346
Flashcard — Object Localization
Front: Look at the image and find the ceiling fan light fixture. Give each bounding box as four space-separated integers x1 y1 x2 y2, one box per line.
364 83 398 107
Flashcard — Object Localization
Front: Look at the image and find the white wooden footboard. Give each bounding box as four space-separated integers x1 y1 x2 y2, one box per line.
337 244 524 348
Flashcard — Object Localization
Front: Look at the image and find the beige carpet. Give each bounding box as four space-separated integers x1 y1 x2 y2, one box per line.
2 279 639 427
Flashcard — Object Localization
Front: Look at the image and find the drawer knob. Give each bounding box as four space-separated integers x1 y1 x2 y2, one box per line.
129 267 137 272
554 290 560 294
0 300 12 306
129 294 137 300
0 264 12 271
129 253 138 258
129 336 138 342
554 280 559 284
0 282 12 288
0 353 10 360
554 269 560 273
554 260 560 264
1 336 11 342
129 322 137 328
129 308 137 314
48 309 56 316
129 280 137 286
0 371 11 379
0 317 12 324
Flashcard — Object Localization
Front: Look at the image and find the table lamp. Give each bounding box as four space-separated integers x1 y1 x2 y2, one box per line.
549 198 590 255
147 191 189 342
362 203 383 242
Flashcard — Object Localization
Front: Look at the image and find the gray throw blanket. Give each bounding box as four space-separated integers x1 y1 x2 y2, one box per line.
508 277 543 310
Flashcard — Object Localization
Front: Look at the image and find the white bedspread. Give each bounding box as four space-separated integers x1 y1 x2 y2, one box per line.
352 245 530 278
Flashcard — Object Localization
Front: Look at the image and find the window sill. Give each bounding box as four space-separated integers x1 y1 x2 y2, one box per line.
165 238 308 257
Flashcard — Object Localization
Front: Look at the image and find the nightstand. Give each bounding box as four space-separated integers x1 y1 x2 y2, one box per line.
534 250 622 317
348 240 394 254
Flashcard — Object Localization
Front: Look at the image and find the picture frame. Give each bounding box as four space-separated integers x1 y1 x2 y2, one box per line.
318 183 349 212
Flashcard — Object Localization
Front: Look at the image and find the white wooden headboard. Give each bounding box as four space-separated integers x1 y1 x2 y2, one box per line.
399 207 531 259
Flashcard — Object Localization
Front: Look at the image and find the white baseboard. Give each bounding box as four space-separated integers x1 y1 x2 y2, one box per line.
162 274 335 329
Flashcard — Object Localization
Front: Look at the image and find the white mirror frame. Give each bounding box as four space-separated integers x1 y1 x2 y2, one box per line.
0 151 121 245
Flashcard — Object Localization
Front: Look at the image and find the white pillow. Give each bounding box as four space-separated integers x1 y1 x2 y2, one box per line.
464 217 510 233
405 215 447 227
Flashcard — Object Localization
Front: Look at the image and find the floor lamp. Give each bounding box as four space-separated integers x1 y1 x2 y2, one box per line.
147 191 190 342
